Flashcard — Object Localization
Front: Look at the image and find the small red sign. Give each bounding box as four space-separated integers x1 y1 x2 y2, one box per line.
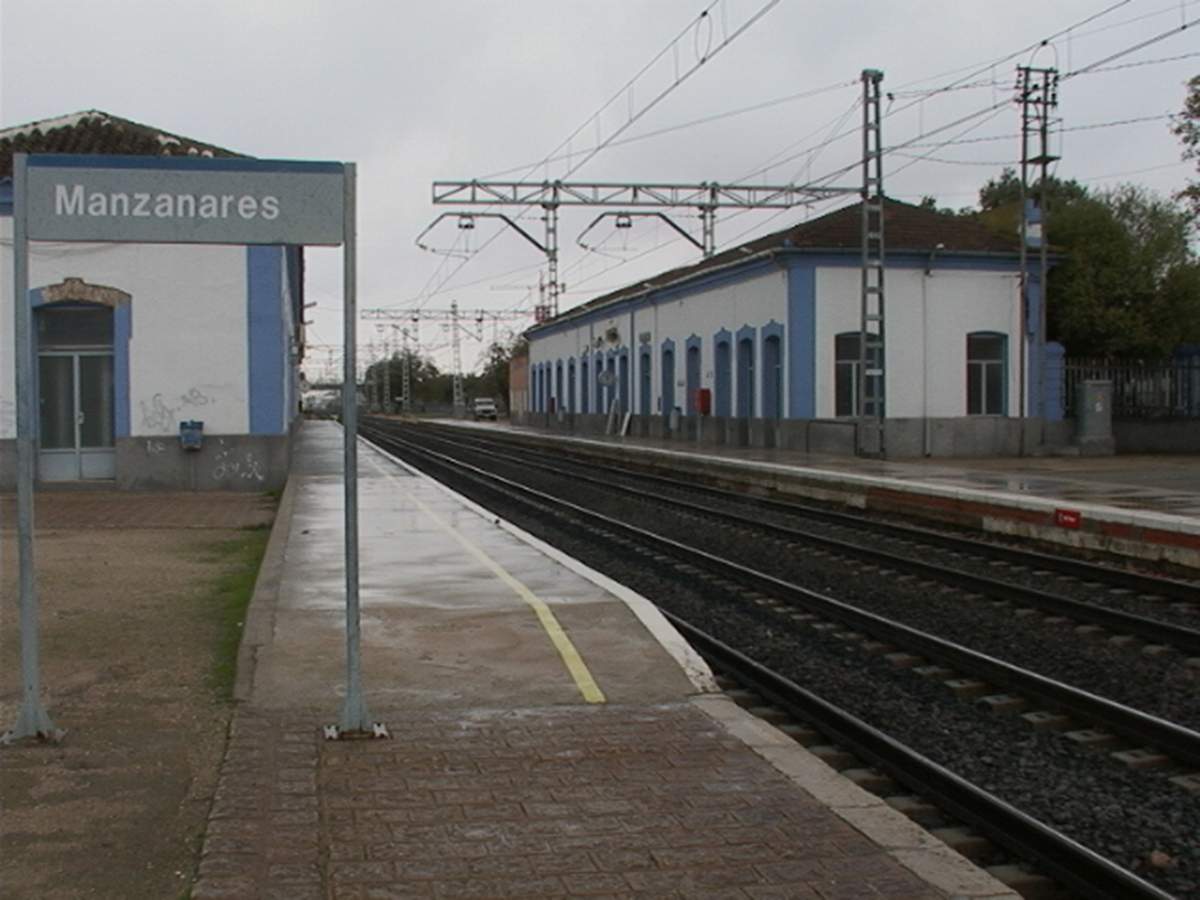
1055 508 1082 529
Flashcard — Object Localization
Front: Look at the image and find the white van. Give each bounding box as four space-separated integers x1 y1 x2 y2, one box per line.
472 397 498 420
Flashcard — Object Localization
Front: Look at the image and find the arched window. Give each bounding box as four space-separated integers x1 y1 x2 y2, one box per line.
661 341 676 417
736 330 755 418
714 336 732 417
580 357 590 413
685 338 701 415
967 332 1007 415
763 333 783 420
618 351 630 413
555 360 563 413
639 348 652 415
567 359 576 413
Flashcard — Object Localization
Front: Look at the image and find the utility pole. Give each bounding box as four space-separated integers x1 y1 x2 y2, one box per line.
450 300 465 416
858 68 886 458
1017 65 1059 424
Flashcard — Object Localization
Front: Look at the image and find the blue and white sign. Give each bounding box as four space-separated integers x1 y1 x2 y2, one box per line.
25 155 346 246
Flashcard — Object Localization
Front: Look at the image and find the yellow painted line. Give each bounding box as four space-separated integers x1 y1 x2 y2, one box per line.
372 457 606 704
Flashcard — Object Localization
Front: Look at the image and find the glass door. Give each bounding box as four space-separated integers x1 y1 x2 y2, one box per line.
37 352 116 481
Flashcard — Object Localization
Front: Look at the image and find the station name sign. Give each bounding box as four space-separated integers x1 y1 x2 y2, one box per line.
24 155 346 246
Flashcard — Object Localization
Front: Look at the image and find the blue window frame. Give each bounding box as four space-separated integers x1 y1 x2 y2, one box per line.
736 326 755 418
618 350 629 413
714 330 732 417
567 358 576 413
685 336 701 415
661 339 676 417
762 322 784 420
639 348 651 416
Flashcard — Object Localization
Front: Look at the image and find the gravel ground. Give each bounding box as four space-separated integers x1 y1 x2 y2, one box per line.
0 491 274 900
378 428 1200 899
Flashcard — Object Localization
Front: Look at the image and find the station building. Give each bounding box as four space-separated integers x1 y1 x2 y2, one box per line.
520 199 1060 457
0 112 304 490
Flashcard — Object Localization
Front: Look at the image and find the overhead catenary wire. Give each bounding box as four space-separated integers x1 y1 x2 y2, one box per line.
409 0 783 318
409 0 1187 354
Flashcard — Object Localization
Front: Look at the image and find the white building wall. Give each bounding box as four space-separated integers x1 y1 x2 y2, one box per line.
815 266 1021 419
530 268 787 415
0 216 249 438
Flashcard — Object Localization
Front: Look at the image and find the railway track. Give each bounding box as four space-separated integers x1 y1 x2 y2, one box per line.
399 421 1200 656
412 421 1200 606
361 419 1200 898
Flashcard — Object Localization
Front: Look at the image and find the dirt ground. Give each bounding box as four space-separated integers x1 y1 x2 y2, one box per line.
0 492 275 900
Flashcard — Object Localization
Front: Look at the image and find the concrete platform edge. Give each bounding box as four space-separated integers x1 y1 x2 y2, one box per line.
485 426 1200 569
364 431 1016 898
232 470 298 705
692 695 1020 900
362 436 720 694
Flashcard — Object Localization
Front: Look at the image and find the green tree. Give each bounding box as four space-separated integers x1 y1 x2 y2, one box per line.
1171 74 1200 222
473 335 525 407
978 167 1089 212
1047 185 1199 357
364 349 443 406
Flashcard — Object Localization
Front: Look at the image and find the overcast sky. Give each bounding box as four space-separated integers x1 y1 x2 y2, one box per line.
2 0 1196 380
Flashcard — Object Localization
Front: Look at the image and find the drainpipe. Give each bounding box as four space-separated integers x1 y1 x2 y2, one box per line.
922 244 943 456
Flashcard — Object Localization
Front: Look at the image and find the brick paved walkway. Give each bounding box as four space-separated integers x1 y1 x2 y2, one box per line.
0 491 276 530
194 703 950 900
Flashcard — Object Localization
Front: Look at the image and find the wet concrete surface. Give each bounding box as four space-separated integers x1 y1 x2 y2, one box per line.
248 423 698 712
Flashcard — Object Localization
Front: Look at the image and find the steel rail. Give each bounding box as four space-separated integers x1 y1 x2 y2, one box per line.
365 424 1177 900
414 422 1200 603
362 424 1200 768
393 421 1200 653
673 616 1175 900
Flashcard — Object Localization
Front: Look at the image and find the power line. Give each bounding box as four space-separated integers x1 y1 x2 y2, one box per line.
480 79 857 179
415 1 782 315
899 112 1172 149
1061 15 1198 80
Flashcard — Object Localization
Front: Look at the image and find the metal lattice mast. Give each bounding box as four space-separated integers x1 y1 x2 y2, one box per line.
376 325 391 413
451 300 465 415
401 326 412 412
544 199 560 319
427 179 860 321
859 69 886 457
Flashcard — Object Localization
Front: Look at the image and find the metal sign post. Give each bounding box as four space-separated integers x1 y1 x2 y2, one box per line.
3 153 382 743
2 155 61 744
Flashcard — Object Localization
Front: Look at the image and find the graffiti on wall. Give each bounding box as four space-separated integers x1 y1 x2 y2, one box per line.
138 387 217 433
212 439 265 482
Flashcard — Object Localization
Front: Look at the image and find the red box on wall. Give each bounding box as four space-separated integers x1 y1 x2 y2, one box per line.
695 388 712 416
1054 508 1082 529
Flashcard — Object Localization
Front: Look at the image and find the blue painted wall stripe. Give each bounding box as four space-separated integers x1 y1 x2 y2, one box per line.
114 304 132 437
247 245 285 434
26 154 343 174
787 264 816 418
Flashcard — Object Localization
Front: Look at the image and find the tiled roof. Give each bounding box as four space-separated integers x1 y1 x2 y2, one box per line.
540 197 1020 329
0 110 243 178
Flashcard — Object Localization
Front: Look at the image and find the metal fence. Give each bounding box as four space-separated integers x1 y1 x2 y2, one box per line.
1064 358 1200 419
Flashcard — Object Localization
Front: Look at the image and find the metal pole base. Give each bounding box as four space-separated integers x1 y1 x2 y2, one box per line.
323 721 390 741
1 697 65 745
324 692 388 740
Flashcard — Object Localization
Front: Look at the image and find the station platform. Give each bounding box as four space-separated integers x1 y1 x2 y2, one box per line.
193 420 1016 899
451 420 1200 571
